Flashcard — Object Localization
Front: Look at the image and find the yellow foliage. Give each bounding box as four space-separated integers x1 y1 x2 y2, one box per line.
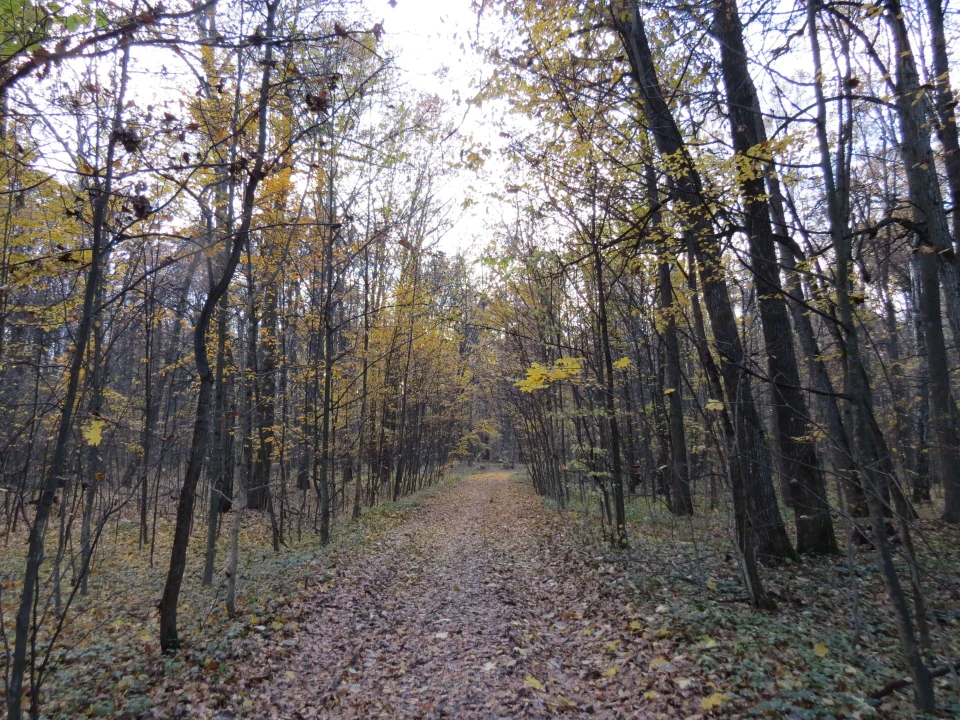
524 675 545 691
81 419 107 447
515 357 583 392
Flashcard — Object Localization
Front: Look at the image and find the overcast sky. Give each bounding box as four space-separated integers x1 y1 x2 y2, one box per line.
369 0 510 256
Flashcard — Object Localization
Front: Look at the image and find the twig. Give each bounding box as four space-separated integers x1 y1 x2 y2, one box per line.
868 662 958 700
328 644 363 695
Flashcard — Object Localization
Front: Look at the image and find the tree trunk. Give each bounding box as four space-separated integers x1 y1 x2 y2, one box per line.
887 1 960 524
806 2 935 708
908 258 932 502
613 5 794 565
768 178 867 517
159 1 277 652
713 0 836 554
80 287 105 598
354 247 371 520
7 43 130 720
657 263 692 514
592 238 628 547
924 0 960 254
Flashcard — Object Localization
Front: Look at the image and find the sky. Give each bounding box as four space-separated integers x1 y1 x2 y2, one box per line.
366 0 511 256
29 0 509 258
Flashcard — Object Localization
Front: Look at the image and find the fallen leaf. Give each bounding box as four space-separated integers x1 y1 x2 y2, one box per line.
701 692 727 710
524 675 545 692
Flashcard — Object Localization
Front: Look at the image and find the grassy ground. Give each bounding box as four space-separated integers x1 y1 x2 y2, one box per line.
526 470 960 717
0 465 473 719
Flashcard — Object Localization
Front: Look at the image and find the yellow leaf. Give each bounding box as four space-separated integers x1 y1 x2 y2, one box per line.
700 636 717 649
649 657 668 670
701 692 728 710
629 620 643 632
285 670 295 679
602 665 618 678
613 357 631 369
705 399 724 411
643 690 658 699
813 642 829 658
663 387 675 395
82 419 106 446
524 675 545 692
706 580 717 590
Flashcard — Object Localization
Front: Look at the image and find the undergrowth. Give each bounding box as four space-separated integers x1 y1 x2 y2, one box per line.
527 470 960 718
0 467 471 719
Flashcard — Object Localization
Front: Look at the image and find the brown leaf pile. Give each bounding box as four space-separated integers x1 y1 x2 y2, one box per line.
182 471 732 719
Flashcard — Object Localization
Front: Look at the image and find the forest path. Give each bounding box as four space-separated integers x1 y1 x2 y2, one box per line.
244 470 662 719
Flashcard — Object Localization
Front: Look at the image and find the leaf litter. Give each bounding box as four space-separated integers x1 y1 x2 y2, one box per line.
63 469 955 718
187 471 761 718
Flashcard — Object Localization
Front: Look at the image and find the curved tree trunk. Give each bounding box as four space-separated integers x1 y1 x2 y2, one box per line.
613 4 794 565
713 0 836 555
159 0 278 652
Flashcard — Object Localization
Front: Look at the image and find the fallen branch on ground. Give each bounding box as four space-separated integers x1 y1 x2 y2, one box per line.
868 662 958 700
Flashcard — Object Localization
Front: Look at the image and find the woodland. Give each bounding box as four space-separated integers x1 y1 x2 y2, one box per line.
0 0 959 717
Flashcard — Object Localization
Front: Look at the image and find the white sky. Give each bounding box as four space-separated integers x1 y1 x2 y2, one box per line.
368 0 510 256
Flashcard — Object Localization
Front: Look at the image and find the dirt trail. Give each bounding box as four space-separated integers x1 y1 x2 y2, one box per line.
245 471 661 719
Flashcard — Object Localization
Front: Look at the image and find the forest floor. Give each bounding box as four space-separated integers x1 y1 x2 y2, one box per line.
7 469 957 718
159 470 957 719
211 468 700 719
